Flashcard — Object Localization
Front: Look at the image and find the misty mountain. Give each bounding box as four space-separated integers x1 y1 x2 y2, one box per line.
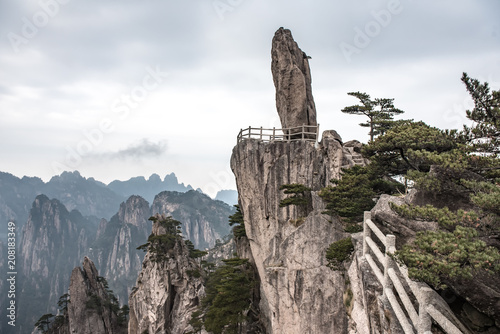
0 171 124 234
107 172 193 203
7 188 234 332
151 190 234 249
16 195 96 334
215 189 238 206
0 170 222 241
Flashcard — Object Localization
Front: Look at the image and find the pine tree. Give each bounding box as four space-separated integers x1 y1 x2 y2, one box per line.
201 258 253 334
461 72 500 157
386 75 500 288
341 91 404 141
228 205 246 238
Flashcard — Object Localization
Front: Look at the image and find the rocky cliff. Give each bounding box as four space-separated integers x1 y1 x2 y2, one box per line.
18 195 93 333
271 27 317 130
44 257 128 334
67 257 127 334
91 195 151 304
128 214 205 334
151 190 233 249
230 133 363 333
228 27 374 333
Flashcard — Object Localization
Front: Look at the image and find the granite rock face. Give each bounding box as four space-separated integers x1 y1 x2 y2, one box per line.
230 132 366 333
128 214 205 334
66 257 127 334
151 190 233 249
271 27 317 131
92 195 151 304
18 195 92 333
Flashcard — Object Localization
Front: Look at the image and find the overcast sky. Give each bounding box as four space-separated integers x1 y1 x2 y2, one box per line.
1 0 499 197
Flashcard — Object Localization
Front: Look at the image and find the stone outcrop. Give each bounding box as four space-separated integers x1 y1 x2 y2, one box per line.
271 27 317 130
343 140 368 168
68 257 127 333
151 190 233 249
18 195 92 333
46 257 127 334
91 195 151 304
128 215 205 334
203 237 237 267
230 132 366 333
371 194 439 249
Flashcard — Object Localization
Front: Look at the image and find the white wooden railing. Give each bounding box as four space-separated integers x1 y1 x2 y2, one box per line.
237 124 320 143
363 212 464 334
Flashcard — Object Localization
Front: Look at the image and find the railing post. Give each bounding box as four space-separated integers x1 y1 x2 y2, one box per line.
383 235 396 298
418 288 433 334
363 211 371 256
317 123 320 142
248 126 251 139
260 127 263 140
302 124 304 140
272 127 276 141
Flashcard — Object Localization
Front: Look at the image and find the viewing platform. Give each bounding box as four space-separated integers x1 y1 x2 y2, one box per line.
237 124 320 143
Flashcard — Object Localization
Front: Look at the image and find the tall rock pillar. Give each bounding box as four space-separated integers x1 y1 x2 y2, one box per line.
271 27 317 130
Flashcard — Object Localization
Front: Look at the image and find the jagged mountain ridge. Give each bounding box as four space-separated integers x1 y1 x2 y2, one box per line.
0 170 233 242
91 195 152 305
0 171 124 238
214 189 238 206
107 172 194 203
10 189 232 333
16 195 95 334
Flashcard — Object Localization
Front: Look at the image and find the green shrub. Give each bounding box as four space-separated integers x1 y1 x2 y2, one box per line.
191 257 255 334
137 215 183 262
279 183 311 208
185 240 208 259
326 237 354 270
344 223 363 233
229 205 246 238
395 226 500 289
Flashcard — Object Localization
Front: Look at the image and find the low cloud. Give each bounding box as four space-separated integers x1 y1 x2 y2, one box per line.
86 138 168 161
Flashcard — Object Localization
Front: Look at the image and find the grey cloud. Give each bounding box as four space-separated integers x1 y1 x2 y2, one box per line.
85 139 168 161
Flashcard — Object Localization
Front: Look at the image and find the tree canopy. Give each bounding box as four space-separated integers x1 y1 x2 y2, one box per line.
325 74 500 289
341 91 404 141
190 257 255 334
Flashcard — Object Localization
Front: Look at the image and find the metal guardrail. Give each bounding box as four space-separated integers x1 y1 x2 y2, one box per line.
363 212 464 334
237 124 320 143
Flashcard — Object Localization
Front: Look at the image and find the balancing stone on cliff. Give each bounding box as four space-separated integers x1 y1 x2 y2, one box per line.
271 27 318 139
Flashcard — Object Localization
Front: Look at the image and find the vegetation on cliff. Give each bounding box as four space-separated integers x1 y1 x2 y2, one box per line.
192 257 255 334
188 207 260 334
326 237 355 271
391 74 500 288
228 204 246 238
334 74 500 289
